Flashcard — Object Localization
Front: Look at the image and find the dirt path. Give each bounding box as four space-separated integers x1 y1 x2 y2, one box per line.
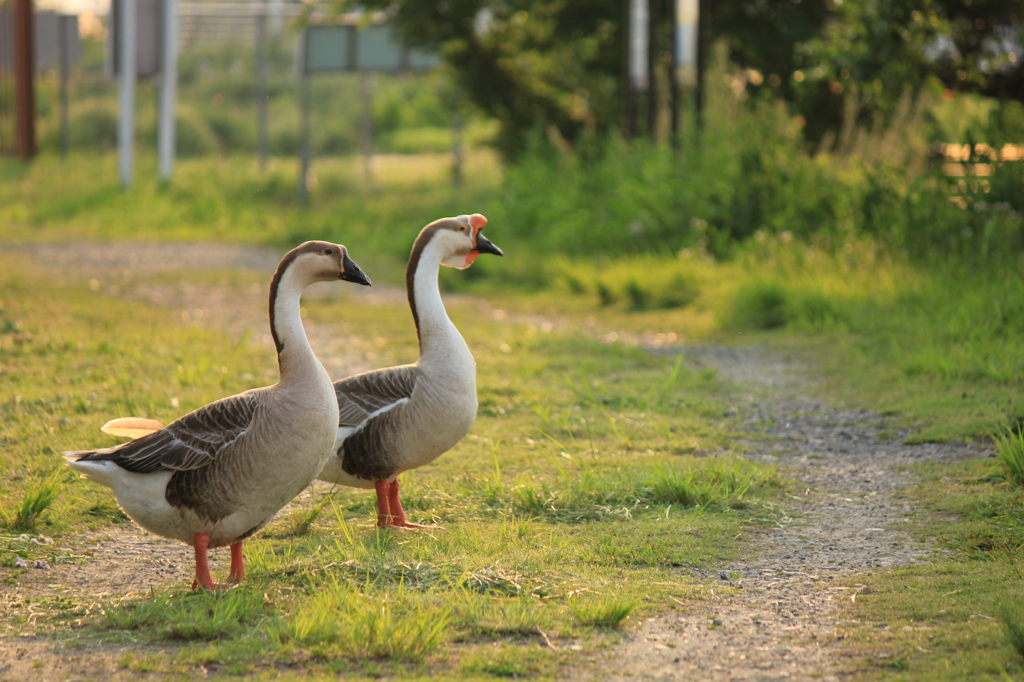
592 346 983 681
2 243 989 680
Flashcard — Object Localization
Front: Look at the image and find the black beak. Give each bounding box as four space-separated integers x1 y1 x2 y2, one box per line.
339 252 372 286
474 233 504 257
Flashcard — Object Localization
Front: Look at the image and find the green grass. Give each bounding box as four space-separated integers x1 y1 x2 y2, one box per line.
0 151 501 255
838 457 1024 679
0 252 776 676
2 149 1023 677
995 426 1024 487
568 596 636 628
7 467 66 531
1004 602 1024 665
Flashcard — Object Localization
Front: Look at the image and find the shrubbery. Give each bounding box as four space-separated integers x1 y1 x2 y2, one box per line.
489 97 1023 267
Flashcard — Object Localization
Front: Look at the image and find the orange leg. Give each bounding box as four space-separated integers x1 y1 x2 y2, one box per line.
385 480 425 529
228 541 245 583
192 532 217 590
374 479 393 527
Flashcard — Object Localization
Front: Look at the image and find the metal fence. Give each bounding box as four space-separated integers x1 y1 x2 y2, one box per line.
179 1 299 46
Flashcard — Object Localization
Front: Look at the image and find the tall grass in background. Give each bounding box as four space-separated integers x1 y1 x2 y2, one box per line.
488 47 1024 268
476 48 1024 441
32 35 493 158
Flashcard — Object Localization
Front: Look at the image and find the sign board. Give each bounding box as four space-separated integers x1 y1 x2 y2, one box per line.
35 13 81 71
110 0 164 77
675 0 698 86
302 23 438 74
0 10 80 71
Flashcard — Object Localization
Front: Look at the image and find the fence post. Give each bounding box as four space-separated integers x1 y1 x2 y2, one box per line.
59 15 70 156
256 10 267 171
158 0 178 181
452 112 463 190
13 0 35 160
298 29 310 206
359 71 373 186
119 0 137 188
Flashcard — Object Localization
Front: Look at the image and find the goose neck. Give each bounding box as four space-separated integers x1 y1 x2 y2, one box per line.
269 268 321 381
407 242 463 360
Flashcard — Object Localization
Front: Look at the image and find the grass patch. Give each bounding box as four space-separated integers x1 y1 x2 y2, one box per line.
0 254 777 677
279 584 450 661
0 152 500 255
1002 602 1024 664
7 468 65 531
104 589 273 641
995 425 1024 487
840 457 1024 680
569 596 635 628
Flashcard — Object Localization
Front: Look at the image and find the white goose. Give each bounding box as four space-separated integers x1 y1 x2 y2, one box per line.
65 241 371 589
317 213 502 528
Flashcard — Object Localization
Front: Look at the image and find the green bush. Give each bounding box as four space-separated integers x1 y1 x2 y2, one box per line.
65 100 119 151
175 106 220 158
732 280 791 330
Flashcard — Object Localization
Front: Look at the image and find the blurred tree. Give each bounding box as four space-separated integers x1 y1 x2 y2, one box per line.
797 0 1024 145
715 0 1023 147
330 0 623 159
711 0 835 144
320 1 1022 154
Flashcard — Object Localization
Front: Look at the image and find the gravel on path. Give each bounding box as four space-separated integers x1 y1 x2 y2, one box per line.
595 345 985 681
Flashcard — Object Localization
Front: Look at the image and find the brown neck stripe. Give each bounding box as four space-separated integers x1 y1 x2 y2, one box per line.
267 247 304 358
406 221 448 348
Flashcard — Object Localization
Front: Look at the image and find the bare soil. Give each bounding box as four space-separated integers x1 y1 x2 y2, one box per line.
1 243 989 680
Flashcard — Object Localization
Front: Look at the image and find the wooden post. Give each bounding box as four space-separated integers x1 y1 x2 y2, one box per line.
452 112 463 190
13 0 35 160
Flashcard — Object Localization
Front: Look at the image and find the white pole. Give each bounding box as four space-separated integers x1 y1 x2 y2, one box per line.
158 0 178 181
118 0 137 189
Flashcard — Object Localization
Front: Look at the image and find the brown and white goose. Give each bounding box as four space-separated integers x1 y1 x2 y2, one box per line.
317 213 502 528
65 242 371 589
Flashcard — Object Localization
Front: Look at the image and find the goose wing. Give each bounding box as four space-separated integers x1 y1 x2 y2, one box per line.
334 365 420 427
333 366 421 480
69 392 260 474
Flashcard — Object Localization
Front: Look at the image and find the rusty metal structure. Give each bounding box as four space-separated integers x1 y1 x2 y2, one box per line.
0 0 34 158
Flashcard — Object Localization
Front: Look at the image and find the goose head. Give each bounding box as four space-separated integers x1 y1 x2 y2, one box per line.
284 241 372 286
431 213 503 269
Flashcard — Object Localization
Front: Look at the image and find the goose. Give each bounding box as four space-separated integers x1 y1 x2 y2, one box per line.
64 241 371 589
317 213 503 528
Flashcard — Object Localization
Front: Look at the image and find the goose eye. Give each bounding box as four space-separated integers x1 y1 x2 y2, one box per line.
459 225 467 232
324 248 333 255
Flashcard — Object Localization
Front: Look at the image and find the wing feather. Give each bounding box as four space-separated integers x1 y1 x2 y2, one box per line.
73 392 260 474
334 365 420 427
